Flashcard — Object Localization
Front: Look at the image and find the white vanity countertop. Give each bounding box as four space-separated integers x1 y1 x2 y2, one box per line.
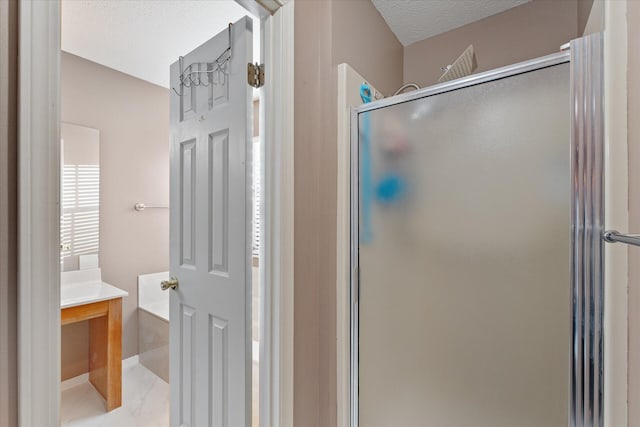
60 268 128 309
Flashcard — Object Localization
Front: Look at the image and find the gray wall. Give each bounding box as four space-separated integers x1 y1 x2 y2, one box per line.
403 0 579 88
0 0 18 425
294 1 402 425
61 52 170 379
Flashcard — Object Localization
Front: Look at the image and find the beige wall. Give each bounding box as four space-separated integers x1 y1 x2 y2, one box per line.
403 0 579 88
331 0 403 97
0 0 18 425
628 2 640 424
603 2 629 425
294 2 333 424
293 1 402 425
61 52 170 379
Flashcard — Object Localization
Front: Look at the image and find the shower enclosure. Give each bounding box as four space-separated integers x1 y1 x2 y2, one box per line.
350 34 603 427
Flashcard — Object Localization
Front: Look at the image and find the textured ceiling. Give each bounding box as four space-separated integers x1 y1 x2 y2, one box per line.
371 0 531 46
62 0 259 88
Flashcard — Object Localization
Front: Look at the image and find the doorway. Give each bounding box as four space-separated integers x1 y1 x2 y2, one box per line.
36 2 262 425
18 0 294 424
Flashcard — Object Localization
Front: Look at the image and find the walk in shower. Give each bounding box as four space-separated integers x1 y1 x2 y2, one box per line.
350 34 603 427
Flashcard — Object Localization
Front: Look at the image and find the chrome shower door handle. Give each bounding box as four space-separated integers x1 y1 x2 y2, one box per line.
161 277 179 291
603 230 640 247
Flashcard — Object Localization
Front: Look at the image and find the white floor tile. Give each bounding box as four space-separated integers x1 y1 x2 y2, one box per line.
61 363 169 427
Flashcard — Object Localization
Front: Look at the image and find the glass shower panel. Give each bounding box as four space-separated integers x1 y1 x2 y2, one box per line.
357 63 570 427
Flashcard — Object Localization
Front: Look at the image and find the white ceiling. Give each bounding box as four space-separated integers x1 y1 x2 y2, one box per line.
371 0 531 46
62 0 259 88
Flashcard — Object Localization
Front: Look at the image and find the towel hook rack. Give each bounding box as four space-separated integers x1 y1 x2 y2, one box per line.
171 23 233 97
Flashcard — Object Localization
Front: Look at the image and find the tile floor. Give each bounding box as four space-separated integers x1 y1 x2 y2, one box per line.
61 357 260 427
61 362 169 427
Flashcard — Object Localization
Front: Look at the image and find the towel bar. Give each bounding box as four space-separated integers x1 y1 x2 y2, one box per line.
134 203 169 212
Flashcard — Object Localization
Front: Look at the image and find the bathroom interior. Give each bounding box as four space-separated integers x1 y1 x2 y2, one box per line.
58 1 261 425
56 0 604 426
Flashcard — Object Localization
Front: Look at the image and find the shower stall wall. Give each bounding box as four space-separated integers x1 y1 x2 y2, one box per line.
350 34 603 427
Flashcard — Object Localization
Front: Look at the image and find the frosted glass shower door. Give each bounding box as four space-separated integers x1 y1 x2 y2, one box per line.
356 63 570 427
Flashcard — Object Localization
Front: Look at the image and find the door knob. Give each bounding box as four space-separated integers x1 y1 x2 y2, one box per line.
161 277 179 291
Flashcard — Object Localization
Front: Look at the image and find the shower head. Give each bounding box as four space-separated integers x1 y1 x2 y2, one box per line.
438 44 477 83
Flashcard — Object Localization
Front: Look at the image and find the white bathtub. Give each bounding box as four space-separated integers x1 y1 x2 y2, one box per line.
138 272 170 382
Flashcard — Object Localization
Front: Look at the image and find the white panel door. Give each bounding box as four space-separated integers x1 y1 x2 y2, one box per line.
169 17 252 427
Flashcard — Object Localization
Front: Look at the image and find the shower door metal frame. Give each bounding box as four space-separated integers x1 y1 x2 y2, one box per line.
349 33 604 427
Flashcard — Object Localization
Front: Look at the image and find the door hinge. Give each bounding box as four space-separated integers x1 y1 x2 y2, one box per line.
248 62 265 88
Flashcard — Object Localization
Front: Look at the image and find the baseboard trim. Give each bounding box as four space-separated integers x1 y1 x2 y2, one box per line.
60 373 88 392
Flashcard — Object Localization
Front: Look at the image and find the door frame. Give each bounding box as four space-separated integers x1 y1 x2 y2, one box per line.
17 1 294 426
